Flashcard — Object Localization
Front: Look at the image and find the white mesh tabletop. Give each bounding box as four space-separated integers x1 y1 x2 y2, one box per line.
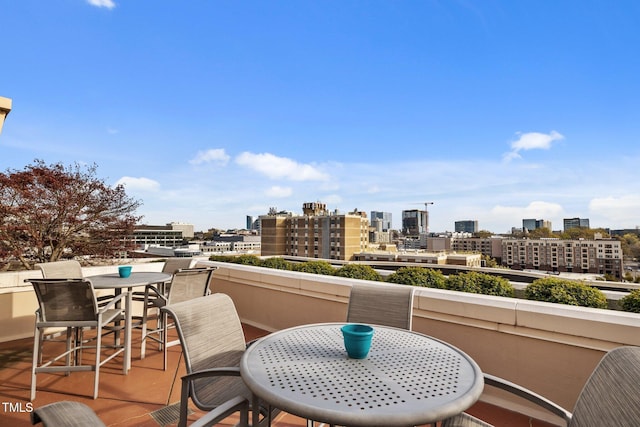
241 323 483 426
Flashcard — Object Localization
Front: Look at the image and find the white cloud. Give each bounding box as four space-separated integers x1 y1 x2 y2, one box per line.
503 131 564 162
491 201 565 219
265 186 293 198
589 195 640 223
190 148 230 166
483 201 565 232
115 176 160 191
235 152 329 181
87 0 116 9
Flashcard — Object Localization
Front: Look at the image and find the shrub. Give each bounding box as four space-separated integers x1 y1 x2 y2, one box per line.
208 255 237 263
293 260 336 276
385 267 447 289
334 264 382 281
445 271 514 297
261 257 292 270
524 277 607 308
232 254 263 266
620 289 640 313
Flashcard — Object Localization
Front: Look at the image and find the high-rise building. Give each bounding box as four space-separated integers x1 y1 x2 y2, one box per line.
522 219 552 232
454 220 478 233
168 222 194 239
402 209 428 235
133 224 184 248
370 211 392 231
260 202 369 260
564 217 590 231
502 237 622 278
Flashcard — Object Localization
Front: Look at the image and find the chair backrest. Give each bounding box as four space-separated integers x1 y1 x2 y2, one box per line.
29 278 98 322
162 257 194 274
36 260 83 279
570 346 640 426
31 401 106 427
346 282 415 330
162 293 248 409
166 267 216 305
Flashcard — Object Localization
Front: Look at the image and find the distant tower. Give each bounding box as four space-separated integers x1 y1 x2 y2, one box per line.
370 211 392 231
564 217 590 231
402 209 428 235
455 220 478 233
523 219 552 232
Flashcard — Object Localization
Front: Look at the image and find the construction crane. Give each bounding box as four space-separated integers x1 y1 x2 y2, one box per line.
408 202 435 233
410 201 434 211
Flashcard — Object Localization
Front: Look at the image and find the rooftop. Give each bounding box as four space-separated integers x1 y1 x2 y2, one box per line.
2 260 639 426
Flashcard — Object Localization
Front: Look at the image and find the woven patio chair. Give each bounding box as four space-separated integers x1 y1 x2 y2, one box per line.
131 257 194 327
36 260 83 279
28 278 126 400
346 282 415 330
442 346 640 426
31 401 106 427
36 259 115 307
140 266 216 370
162 293 272 427
304 282 418 426
132 257 193 300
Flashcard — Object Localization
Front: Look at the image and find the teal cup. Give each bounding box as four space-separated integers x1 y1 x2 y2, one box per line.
341 324 374 359
118 266 132 278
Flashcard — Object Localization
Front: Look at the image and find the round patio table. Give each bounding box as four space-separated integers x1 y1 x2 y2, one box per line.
88 272 172 373
241 322 484 427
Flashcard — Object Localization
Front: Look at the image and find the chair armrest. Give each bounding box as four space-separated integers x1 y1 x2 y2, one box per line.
182 367 241 382
179 367 244 427
188 395 249 427
484 374 572 423
97 291 125 312
144 284 167 305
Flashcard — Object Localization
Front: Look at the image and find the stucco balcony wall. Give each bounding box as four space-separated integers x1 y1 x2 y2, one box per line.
199 260 640 426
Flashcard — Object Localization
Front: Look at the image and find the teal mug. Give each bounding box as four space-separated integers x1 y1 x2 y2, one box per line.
341 324 374 359
118 266 132 278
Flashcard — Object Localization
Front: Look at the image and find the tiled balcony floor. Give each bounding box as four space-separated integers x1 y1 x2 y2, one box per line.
0 324 556 427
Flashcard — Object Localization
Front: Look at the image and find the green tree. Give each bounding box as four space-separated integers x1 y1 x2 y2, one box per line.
385 266 446 289
474 230 493 238
334 264 382 281
445 271 515 297
524 277 607 308
0 160 141 269
293 260 336 275
560 227 610 240
527 227 555 238
481 254 499 268
618 233 640 261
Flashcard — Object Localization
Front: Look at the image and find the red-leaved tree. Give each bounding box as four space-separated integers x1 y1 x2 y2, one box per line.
0 160 142 269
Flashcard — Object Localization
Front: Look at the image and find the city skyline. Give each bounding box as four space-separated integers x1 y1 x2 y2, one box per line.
2 1 640 233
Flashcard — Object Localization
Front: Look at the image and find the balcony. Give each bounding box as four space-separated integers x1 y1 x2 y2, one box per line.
1 260 640 426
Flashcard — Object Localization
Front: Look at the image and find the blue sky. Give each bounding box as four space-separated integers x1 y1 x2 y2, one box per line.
2 0 640 233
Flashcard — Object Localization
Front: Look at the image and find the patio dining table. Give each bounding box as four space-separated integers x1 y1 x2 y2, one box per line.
241 322 484 427
87 271 172 373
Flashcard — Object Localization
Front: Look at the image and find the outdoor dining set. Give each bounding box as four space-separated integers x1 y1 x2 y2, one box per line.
25 259 640 427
